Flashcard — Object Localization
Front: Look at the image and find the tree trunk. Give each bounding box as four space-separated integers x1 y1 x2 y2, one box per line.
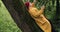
55 0 60 28
2 0 43 32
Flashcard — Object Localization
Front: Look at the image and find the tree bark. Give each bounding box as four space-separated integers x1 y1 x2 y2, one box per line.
54 0 60 24
2 0 43 32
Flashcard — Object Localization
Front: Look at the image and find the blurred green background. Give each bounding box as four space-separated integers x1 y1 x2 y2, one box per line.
0 0 22 32
0 0 60 32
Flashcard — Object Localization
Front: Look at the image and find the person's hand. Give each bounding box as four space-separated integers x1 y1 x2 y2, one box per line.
30 3 35 7
41 5 45 10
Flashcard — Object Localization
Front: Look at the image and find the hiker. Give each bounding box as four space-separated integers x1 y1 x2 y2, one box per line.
25 0 52 32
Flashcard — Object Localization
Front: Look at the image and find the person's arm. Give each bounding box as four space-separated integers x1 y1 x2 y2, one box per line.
39 5 45 14
29 8 44 17
29 0 36 7
29 5 45 17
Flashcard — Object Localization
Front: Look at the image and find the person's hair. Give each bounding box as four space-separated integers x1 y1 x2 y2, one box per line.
25 2 30 9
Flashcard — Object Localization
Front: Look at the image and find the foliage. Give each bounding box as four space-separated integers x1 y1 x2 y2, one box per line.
0 0 60 32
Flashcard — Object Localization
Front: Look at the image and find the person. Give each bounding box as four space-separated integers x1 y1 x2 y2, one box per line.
25 1 52 32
